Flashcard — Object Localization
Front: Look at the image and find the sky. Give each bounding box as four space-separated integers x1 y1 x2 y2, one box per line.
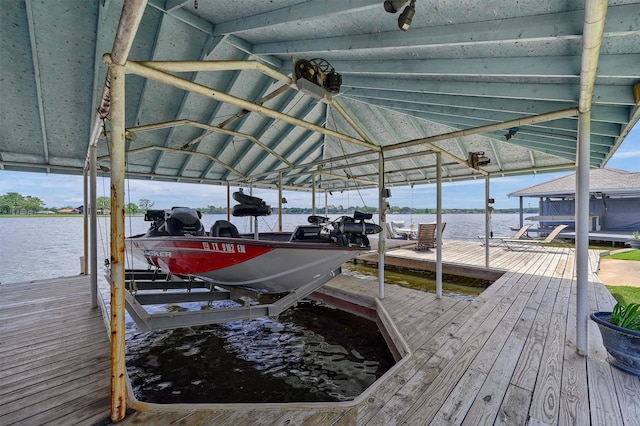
1 123 638 210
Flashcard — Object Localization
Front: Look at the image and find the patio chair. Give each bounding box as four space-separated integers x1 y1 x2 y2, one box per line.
385 223 397 239
502 224 569 250
415 222 446 251
390 220 407 239
478 223 532 246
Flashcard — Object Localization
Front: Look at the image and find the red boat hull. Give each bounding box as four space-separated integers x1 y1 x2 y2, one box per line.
127 235 365 293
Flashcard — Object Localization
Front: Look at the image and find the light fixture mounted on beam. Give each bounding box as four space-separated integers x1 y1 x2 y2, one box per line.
384 0 416 31
468 152 490 169
504 127 519 141
383 0 407 13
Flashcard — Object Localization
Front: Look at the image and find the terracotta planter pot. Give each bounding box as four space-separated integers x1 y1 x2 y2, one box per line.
590 312 640 376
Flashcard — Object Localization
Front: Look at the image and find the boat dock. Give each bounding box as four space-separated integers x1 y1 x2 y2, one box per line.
1 241 638 425
0 276 111 425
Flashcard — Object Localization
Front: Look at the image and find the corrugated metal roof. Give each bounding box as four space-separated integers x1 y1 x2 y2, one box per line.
508 168 640 197
2 0 639 192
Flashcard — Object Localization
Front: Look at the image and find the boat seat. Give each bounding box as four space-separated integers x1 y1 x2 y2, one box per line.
210 220 241 238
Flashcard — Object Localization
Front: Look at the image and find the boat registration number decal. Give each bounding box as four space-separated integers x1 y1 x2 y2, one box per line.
201 242 246 253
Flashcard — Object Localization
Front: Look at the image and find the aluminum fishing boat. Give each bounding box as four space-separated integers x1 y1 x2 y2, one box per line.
127 192 381 293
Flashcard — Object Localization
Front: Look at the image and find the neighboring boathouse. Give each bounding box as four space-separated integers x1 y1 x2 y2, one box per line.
509 168 640 241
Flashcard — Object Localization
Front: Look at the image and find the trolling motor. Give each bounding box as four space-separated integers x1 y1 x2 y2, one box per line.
329 211 382 248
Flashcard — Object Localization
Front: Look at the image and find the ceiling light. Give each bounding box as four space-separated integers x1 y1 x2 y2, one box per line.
468 152 490 169
398 0 416 31
384 0 407 13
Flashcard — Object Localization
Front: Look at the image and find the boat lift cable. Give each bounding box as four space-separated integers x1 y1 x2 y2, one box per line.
98 119 111 268
410 183 414 225
328 107 369 210
489 202 494 239
124 147 137 273
99 118 136 273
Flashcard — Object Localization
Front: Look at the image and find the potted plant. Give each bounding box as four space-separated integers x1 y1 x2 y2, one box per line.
628 231 640 249
590 302 640 376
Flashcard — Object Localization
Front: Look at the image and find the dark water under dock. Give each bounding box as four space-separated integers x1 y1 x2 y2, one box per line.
126 299 396 403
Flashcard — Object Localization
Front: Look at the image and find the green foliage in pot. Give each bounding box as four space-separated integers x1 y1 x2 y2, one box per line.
633 231 640 240
611 302 640 331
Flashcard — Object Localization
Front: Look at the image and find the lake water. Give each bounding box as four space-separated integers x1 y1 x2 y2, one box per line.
0 213 525 284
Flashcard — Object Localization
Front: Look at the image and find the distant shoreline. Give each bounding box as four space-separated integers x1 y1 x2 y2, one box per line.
0 209 538 218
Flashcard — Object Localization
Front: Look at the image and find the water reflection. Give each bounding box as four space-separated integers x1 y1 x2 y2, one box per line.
126 300 395 403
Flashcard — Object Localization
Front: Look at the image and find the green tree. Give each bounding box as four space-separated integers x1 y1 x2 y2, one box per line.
22 195 44 214
96 196 111 214
1 192 24 214
139 198 154 210
125 203 139 214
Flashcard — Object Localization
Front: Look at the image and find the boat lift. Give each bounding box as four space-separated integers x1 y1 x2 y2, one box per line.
122 267 341 331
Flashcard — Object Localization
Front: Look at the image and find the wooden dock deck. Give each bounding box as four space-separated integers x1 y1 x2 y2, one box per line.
1 242 638 425
0 275 111 425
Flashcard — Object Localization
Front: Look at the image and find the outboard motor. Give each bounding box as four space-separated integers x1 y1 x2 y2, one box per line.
329 211 382 248
144 207 205 237
165 207 205 236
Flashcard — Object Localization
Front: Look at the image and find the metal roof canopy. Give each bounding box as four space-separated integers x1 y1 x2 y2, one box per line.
2 0 639 191
95 56 584 191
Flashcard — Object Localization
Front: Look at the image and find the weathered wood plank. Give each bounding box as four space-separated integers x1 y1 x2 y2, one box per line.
528 252 574 425
495 384 532 425
392 267 538 424
461 306 538 425
558 256 590 426
0 276 111 425
432 367 487 425
610 366 640 426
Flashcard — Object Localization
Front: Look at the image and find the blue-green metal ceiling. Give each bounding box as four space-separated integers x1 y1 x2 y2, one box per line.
1 0 639 191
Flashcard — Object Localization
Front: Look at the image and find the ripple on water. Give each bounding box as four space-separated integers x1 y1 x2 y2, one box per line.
126 299 396 403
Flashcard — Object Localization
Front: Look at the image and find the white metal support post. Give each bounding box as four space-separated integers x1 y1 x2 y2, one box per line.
325 191 328 216
576 111 591 355
485 175 491 267
83 168 89 275
519 197 524 229
436 152 443 298
278 172 283 232
109 63 127 422
90 144 98 308
575 0 607 355
312 173 316 216
378 153 386 299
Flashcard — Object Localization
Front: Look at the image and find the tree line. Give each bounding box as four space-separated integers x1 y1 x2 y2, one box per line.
1 192 538 215
0 192 46 214
0 193 157 215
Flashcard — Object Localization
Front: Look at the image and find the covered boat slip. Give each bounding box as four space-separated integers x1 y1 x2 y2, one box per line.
3 0 640 421
2 243 638 425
